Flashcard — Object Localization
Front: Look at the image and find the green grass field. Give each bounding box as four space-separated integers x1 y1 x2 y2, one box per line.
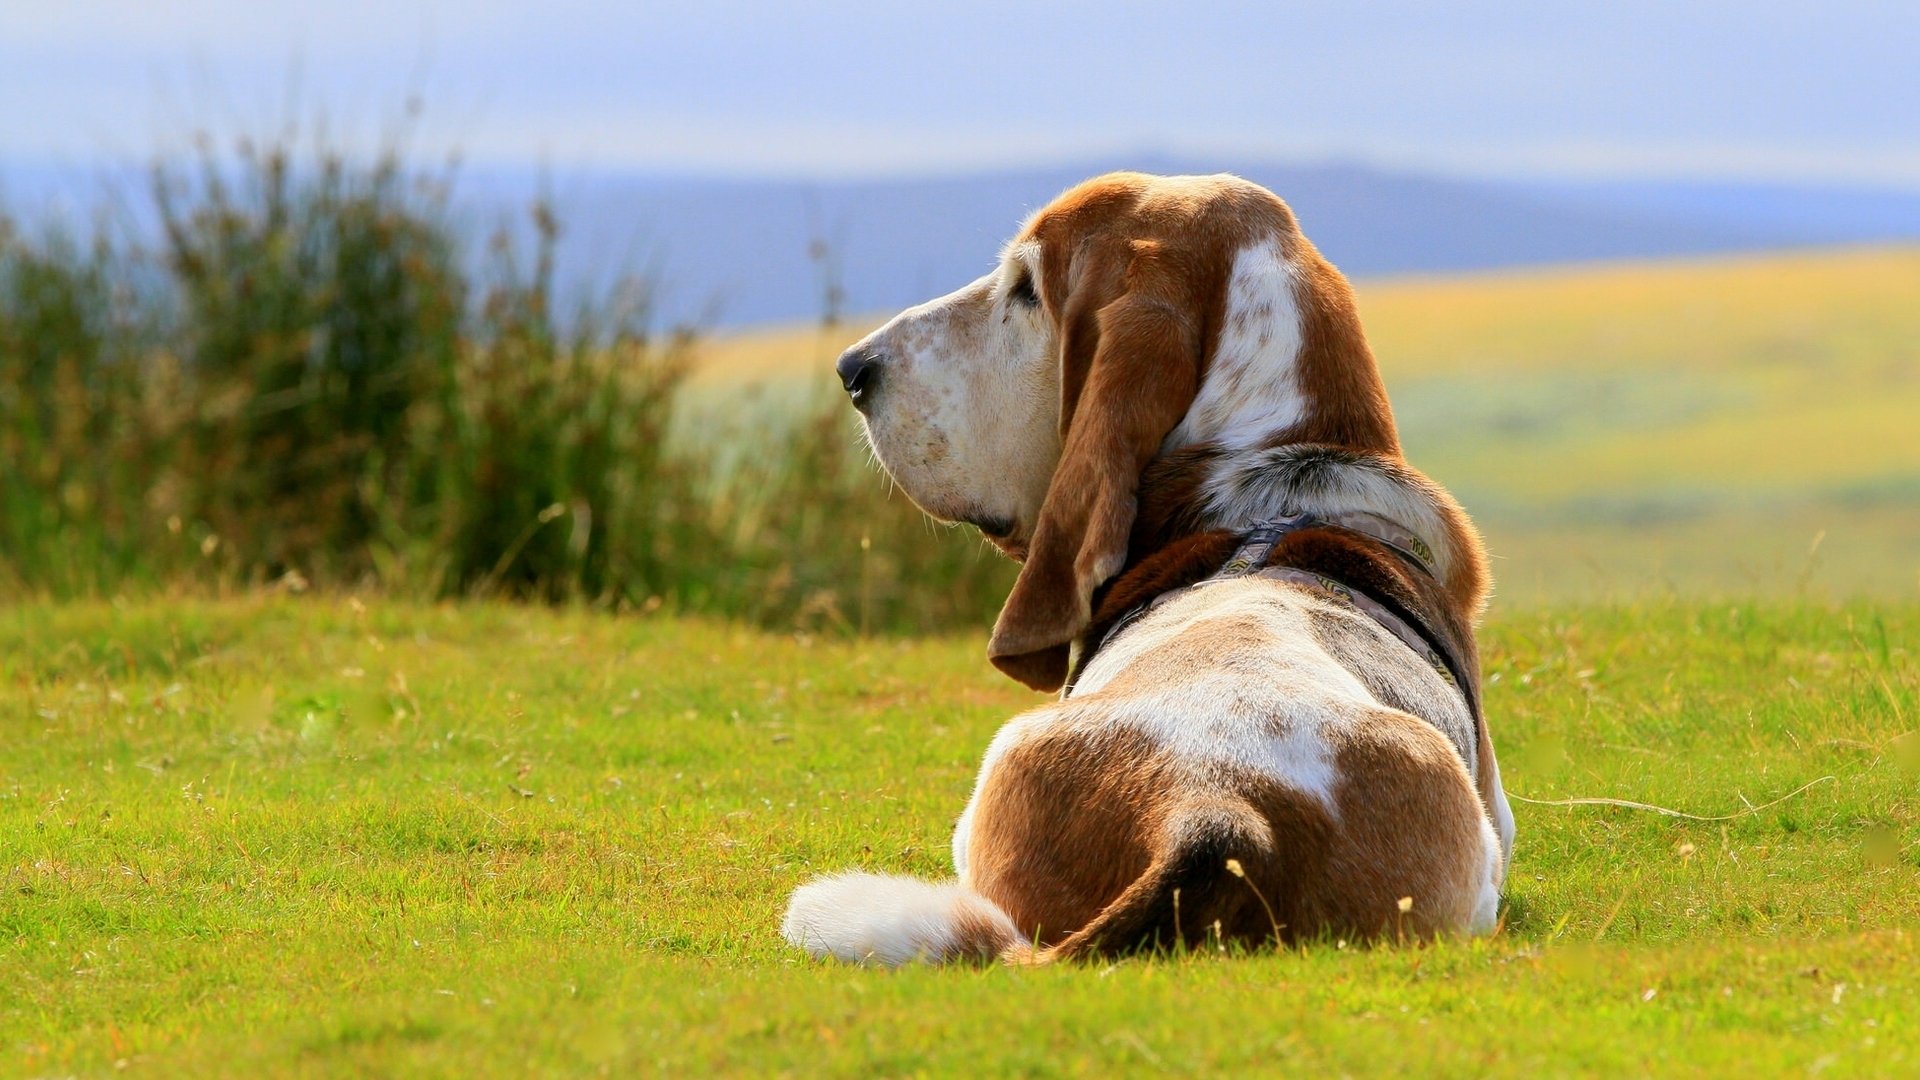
4 596 1916 1075
6 245 1918 1075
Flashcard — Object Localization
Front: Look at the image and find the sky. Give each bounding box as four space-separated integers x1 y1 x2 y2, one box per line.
3 0 1918 187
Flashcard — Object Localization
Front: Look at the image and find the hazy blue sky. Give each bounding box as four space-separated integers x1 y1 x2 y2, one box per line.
4 1 1917 186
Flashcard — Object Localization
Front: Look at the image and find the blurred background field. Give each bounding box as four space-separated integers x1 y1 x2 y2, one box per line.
5 132 1917 631
691 245 1920 604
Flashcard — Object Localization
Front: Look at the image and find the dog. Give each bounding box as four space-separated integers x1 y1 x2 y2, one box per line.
782 172 1515 965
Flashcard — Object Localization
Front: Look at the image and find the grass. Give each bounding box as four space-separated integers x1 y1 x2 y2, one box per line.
6 143 1916 1073
690 246 1920 602
0 138 710 604
0 137 1014 629
4 595 1916 1075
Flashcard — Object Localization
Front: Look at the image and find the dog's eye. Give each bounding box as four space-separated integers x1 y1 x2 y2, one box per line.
1008 270 1039 308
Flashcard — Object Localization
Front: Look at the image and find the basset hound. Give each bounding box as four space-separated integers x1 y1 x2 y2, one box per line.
783 172 1516 964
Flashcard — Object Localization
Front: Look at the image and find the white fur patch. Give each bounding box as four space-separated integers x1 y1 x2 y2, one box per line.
1067 580 1374 812
1469 815 1504 934
1482 746 1517 876
1165 238 1305 452
780 872 1019 966
844 258 1061 541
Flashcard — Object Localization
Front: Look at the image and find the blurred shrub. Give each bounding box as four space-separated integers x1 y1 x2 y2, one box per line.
0 135 1010 632
152 140 466 580
0 220 167 593
697 397 1012 634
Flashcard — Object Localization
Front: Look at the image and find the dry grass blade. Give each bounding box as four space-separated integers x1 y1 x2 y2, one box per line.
1224 857 1283 946
1509 775 1835 821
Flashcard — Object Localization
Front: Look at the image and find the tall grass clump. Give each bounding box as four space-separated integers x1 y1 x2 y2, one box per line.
0 220 166 593
149 139 467 582
428 211 705 603
0 132 1011 631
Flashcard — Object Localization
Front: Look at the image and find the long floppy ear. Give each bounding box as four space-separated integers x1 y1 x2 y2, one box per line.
987 240 1202 690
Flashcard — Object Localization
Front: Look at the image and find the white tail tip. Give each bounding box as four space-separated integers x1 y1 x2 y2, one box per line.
781 872 1020 966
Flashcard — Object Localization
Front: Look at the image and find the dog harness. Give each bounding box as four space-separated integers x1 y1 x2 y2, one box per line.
1089 511 1478 723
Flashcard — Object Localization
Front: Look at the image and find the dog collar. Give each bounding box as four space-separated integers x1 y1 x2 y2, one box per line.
1083 512 1474 720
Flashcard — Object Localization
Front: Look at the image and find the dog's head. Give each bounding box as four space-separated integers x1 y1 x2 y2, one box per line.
838 172 1402 690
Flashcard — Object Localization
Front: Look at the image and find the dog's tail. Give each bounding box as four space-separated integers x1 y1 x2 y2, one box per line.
783 806 1272 966
780 873 1024 966
1036 802 1275 962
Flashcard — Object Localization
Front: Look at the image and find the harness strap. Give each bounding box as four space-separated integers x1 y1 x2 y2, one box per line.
1078 509 1482 774
1254 567 1461 694
1095 510 1443 656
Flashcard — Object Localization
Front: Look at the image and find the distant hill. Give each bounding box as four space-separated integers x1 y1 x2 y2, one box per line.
461 158 1920 327
1524 178 1920 244
8 155 1920 327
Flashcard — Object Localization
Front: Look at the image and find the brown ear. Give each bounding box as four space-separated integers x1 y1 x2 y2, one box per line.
987 242 1201 690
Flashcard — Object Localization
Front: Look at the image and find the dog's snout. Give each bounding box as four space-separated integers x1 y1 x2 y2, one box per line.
835 348 882 412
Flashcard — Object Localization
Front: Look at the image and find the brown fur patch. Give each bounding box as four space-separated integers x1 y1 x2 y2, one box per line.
1314 711 1493 936
989 174 1311 690
1080 530 1239 653
1276 249 1402 456
944 896 1022 963
964 724 1171 943
1130 444 1225 552
986 706 1491 959
982 172 1489 690
1080 711 1490 954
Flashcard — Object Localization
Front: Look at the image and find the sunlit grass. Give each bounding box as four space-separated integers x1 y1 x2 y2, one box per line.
3 596 1916 1074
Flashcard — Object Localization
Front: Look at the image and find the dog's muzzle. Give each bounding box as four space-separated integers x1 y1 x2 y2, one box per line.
835 347 882 413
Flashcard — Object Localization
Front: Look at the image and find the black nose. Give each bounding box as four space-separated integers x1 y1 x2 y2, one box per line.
835 348 881 411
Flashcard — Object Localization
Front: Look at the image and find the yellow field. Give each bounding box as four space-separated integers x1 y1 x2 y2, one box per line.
686 247 1920 601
